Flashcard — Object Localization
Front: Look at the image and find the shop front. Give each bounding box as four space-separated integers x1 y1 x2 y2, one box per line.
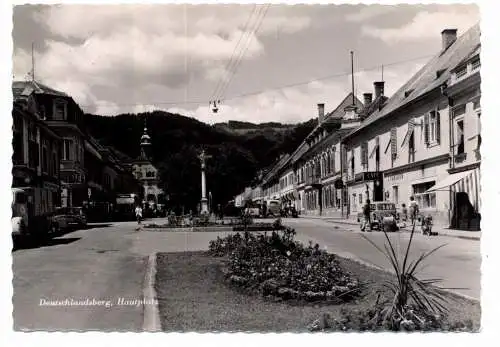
426 166 480 230
346 172 383 218
383 161 450 227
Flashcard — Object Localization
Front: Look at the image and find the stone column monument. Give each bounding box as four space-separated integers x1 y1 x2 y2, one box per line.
199 149 212 214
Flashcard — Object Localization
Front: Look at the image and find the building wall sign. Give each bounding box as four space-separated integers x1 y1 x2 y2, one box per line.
386 174 404 182
349 171 383 184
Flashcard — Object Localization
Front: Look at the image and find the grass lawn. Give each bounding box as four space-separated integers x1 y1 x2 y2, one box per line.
155 252 481 332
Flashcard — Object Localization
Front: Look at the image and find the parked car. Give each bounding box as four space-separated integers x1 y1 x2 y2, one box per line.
244 206 261 217
357 201 398 232
266 200 281 217
68 207 87 227
51 207 87 232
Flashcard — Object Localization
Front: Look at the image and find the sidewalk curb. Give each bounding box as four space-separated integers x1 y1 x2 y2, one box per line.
299 217 481 241
142 253 161 332
335 251 480 303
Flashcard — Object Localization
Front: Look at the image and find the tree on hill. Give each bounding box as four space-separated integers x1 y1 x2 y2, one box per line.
83 111 315 210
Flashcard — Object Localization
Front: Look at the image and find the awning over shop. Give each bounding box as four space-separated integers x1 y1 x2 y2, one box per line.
426 169 475 192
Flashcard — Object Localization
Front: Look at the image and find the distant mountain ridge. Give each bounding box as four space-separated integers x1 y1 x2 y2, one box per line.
83 110 316 212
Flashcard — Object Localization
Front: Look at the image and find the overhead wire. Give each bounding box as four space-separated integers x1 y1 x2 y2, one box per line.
215 4 270 103
209 4 259 104
79 53 434 110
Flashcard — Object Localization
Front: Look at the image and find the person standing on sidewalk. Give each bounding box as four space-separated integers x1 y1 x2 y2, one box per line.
361 199 371 232
408 196 419 225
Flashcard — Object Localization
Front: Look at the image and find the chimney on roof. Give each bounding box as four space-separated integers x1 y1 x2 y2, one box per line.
363 93 373 107
317 103 325 124
441 29 457 51
374 81 385 98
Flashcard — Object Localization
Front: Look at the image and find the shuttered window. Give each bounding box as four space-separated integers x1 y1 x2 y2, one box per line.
390 128 397 159
331 147 336 173
424 110 441 145
369 137 379 159
401 120 415 148
342 147 347 173
360 141 368 168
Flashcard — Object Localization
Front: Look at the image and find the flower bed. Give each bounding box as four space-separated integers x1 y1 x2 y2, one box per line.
208 229 360 303
232 222 281 231
144 222 282 232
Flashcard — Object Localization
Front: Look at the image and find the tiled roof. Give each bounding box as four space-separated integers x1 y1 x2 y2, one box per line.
324 92 364 120
12 80 69 99
262 154 290 185
345 23 480 139
359 95 388 119
301 128 352 161
452 43 480 71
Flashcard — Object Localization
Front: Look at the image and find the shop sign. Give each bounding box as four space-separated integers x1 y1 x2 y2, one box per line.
386 173 404 182
353 171 383 183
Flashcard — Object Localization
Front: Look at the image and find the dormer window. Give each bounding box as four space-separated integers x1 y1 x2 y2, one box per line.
471 56 480 71
53 99 67 120
455 65 467 79
40 105 46 120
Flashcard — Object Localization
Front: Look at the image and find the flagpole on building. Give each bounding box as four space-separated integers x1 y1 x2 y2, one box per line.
31 42 35 81
350 51 355 105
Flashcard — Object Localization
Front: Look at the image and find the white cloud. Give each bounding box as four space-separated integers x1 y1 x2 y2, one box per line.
162 58 428 126
345 5 397 22
12 4 311 107
94 100 120 117
361 10 480 44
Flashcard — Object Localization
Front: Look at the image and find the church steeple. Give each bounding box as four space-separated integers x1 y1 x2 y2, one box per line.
139 118 151 160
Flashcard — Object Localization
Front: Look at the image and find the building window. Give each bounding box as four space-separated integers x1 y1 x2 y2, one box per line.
413 182 436 209
52 152 58 177
456 119 465 155
453 104 466 118
63 139 73 160
331 150 336 173
12 115 24 165
455 65 467 79
350 156 355 178
53 100 67 120
42 146 48 173
390 127 397 165
471 56 480 71
408 132 415 163
360 142 368 170
28 124 39 169
427 111 441 144
392 186 399 205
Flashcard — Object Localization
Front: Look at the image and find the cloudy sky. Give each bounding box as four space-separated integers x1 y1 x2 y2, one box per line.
12 3 480 124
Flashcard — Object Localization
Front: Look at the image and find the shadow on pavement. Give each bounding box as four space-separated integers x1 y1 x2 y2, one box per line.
81 223 112 230
12 237 81 252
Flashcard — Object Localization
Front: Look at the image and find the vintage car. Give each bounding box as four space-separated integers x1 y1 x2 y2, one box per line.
357 201 398 232
266 200 281 217
68 207 88 227
50 207 88 232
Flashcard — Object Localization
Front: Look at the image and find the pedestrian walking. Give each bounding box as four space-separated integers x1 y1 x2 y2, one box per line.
408 196 419 225
361 199 371 232
135 204 143 228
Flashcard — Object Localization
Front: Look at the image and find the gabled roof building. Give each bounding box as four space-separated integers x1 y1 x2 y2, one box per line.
341 24 481 230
